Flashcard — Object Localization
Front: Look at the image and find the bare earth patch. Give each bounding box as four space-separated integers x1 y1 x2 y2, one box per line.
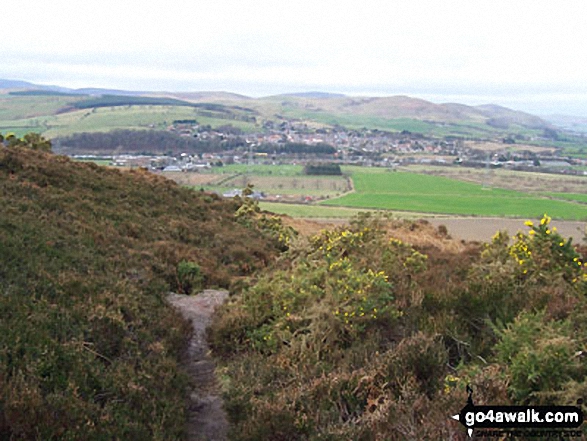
168 290 229 441
427 217 586 243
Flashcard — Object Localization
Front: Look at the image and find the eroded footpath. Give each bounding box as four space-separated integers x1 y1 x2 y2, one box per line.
168 290 229 441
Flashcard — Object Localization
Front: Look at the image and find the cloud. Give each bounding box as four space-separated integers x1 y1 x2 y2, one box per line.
1 0 587 114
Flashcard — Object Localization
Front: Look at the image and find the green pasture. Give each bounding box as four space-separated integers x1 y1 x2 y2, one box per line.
210 164 306 176
0 94 79 120
219 174 347 197
321 171 587 220
72 158 112 166
0 104 259 138
546 192 587 204
353 172 536 197
277 107 506 137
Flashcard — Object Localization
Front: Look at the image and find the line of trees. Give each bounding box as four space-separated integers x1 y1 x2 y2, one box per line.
255 142 336 155
55 129 246 155
303 163 342 175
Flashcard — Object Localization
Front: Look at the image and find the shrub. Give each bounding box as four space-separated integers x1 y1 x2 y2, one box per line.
176 260 204 294
493 311 585 404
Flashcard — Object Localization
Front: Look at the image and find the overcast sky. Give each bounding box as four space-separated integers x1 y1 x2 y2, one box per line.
2 0 587 115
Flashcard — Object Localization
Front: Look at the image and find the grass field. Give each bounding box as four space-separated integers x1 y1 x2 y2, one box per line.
0 104 259 138
207 164 306 176
72 158 112 166
0 94 81 120
547 192 587 203
220 174 349 197
320 171 587 220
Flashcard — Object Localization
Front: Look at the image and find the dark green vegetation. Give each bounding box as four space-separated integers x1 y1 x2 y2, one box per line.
322 171 587 220
72 95 197 109
255 143 336 155
0 145 282 439
210 214 587 439
303 163 342 175
56 129 245 155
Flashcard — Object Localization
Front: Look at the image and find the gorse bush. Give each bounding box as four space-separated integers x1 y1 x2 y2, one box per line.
210 215 466 439
211 213 587 439
235 184 297 251
0 132 52 151
493 311 585 404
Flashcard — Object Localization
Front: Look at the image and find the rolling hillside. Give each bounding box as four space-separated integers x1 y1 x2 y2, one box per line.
0 144 280 439
0 79 554 138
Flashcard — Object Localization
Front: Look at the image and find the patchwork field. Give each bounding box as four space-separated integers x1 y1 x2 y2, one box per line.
208 164 305 176
320 171 587 220
221 174 349 197
0 101 258 138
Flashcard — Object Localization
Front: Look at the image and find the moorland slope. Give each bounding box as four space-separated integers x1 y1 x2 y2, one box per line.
0 144 280 439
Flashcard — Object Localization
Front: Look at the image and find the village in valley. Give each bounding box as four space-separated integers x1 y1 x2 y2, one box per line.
78 118 587 177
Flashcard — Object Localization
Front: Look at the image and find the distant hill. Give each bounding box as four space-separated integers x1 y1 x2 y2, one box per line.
160 91 253 102
0 79 41 89
277 91 347 99
255 94 552 132
0 78 145 96
0 78 554 137
543 114 587 133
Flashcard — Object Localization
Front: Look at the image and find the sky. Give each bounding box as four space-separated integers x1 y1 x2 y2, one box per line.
2 0 587 115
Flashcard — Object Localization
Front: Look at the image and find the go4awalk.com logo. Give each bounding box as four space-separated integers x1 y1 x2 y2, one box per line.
451 386 584 437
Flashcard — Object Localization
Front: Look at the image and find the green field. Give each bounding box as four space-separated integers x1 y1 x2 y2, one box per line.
321 171 587 220
208 164 306 176
0 94 82 120
0 102 258 138
547 192 587 203
221 174 349 197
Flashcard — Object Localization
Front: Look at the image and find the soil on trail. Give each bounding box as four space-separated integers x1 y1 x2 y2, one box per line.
168 290 229 441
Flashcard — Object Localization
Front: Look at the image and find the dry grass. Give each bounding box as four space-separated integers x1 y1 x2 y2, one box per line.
160 171 224 186
465 140 557 153
412 165 587 194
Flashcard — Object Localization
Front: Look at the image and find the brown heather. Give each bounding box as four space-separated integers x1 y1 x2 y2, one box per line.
0 146 280 440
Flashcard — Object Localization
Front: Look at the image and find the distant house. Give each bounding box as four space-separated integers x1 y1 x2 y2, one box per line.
162 165 182 172
222 189 264 199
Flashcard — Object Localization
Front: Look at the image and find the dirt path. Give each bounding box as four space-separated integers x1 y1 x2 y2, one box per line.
168 290 229 441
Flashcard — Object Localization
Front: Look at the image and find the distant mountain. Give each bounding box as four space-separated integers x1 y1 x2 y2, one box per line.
543 114 587 133
277 91 347 99
72 88 144 96
0 78 145 96
259 94 551 131
0 79 51 90
157 91 253 102
0 78 554 135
